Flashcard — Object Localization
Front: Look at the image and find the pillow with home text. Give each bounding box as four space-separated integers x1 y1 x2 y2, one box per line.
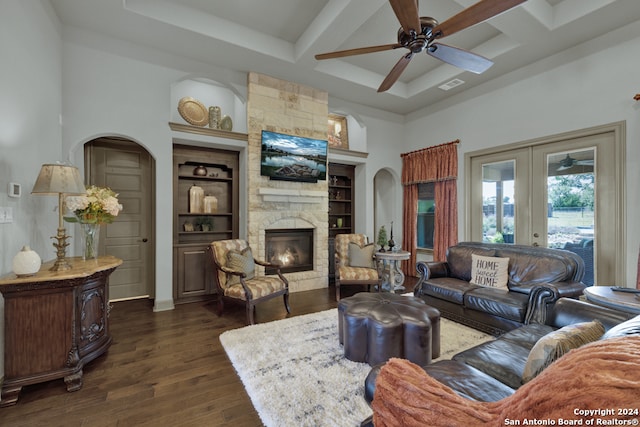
470 254 509 288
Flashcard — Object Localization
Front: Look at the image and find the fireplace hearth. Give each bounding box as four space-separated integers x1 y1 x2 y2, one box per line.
265 228 314 274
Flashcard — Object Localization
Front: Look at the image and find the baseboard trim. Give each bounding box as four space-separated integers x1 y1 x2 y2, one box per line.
153 299 175 312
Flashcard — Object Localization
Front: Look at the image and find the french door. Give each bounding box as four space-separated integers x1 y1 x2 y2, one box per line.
467 123 625 286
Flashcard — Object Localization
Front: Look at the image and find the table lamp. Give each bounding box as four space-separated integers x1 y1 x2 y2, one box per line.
31 163 86 271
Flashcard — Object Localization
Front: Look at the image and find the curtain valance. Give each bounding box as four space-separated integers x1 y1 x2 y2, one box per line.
401 140 459 185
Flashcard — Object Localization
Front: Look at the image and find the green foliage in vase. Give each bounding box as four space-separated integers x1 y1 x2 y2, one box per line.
377 226 387 248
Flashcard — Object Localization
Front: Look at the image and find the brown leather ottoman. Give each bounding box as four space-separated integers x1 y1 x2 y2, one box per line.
338 292 440 366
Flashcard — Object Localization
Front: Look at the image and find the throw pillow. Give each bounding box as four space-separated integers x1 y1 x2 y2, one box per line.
470 254 510 288
522 320 605 383
348 242 376 268
226 247 255 285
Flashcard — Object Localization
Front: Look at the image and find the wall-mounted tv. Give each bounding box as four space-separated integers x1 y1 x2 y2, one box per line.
260 130 328 182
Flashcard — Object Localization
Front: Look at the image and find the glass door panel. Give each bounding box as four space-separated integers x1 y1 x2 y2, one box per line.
532 130 618 286
468 148 529 243
482 161 515 243
545 149 595 284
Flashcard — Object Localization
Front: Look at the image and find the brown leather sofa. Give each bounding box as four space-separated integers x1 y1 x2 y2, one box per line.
414 242 587 335
362 298 639 425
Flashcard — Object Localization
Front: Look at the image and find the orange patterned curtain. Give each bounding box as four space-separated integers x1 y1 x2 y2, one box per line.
401 141 459 275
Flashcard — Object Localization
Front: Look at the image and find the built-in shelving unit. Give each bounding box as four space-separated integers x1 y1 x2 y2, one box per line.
172 141 241 303
328 163 355 281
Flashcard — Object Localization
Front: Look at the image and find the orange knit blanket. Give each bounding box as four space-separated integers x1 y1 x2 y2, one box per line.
373 336 640 427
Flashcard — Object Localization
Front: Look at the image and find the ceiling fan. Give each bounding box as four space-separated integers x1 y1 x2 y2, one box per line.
315 0 527 92
557 154 594 171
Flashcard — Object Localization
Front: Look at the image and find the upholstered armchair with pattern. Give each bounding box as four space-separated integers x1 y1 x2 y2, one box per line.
208 239 290 325
334 233 382 301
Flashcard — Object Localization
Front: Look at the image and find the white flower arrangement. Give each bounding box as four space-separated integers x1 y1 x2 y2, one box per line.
65 185 123 224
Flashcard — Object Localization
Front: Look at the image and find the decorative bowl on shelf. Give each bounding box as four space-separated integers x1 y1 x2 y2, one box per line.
177 97 208 127
193 165 208 176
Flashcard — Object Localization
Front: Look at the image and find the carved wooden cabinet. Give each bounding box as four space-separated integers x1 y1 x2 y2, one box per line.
0 256 122 407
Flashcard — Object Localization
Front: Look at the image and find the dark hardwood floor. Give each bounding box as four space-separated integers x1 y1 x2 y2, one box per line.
0 282 401 427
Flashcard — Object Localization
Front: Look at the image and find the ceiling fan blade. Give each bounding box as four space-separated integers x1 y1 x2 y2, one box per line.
432 0 527 39
315 43 401 60
378 53 413 92
389 0 421 35
427 42 493 74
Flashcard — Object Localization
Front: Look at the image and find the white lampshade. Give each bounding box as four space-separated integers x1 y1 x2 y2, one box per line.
31 163 86 195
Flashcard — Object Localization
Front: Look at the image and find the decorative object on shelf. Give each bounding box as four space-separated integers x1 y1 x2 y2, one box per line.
377 225 388 252
188 184 204 213
193 165 208 176
31 163 86 271
208 106 221 129
331 176 338 186
177 96 208 127
337 218 343 228
220 115 233 131
388 221 396 252
183 222 194 232
328 114 349 149
195 216 214 232
203 195 218 213
12 246 42 277
65 185 123 261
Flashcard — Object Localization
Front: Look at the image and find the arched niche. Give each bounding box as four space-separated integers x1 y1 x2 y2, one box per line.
328 110 367 153
374 168 398 245
170 77 247 133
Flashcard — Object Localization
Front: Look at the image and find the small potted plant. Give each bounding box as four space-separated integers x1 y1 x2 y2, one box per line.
376 225 387 252
195 216 214 232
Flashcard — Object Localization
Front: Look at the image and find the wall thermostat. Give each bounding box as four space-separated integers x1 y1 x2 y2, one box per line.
8 182 21 198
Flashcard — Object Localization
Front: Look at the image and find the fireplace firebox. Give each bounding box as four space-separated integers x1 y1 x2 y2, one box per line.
265 228 314 274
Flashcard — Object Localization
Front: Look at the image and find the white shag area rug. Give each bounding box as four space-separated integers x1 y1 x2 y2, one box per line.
219 308 493 427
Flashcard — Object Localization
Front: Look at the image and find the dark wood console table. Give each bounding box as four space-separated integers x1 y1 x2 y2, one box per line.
0 256 122 407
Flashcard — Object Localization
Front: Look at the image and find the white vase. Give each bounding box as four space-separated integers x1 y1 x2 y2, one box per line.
189 185 204 213
12 245 42 276
204 195 218 213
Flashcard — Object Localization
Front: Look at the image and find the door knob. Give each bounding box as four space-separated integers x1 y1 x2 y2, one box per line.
532 242 539 247
142 238 148 243
533 233 539 238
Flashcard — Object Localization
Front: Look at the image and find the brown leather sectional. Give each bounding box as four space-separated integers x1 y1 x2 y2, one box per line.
414 242 587 335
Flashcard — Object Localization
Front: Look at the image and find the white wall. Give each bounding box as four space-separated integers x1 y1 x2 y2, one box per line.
404 22 640 286
0 0 64 385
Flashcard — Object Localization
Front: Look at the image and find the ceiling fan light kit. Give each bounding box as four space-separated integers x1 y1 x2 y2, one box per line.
315 0 527 92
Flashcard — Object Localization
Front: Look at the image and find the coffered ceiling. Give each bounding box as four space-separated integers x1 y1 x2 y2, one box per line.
50 0 640 115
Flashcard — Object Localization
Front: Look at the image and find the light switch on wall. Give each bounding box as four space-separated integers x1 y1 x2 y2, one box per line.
0 207 14 223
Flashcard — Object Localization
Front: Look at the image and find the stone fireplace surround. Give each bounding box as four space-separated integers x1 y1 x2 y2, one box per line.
250 188 328 293
246 73 329 293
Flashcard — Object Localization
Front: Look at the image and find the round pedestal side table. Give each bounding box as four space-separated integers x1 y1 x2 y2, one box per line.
374 250 410 292
583 286 640 315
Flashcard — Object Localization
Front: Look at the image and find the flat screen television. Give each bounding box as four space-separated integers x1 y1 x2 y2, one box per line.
260 130 328 182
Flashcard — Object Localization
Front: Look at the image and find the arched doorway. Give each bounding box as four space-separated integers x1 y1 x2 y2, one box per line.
84 137 155 301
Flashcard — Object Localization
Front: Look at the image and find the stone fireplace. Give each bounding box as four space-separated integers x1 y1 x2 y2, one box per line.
265 228 314 274
246 72 329 293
